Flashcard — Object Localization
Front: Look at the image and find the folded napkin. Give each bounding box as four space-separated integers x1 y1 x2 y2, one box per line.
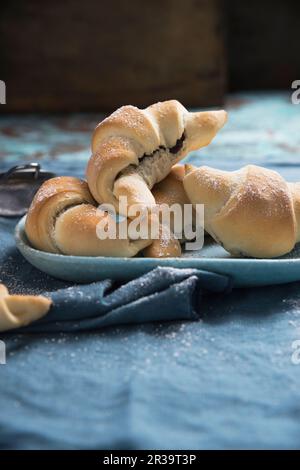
17 267 231 333
0 217 231 334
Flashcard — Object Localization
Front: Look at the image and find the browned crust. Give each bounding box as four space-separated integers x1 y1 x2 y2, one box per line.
184 165 297 258
152 165 189 207
86 100 227 214
0 283 51 332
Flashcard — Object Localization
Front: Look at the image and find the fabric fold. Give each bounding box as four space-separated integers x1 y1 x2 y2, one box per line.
15 267 231 333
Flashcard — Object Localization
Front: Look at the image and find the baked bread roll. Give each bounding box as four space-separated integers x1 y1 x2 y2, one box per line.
152 164 195 242
25 176 152 257
184 164 300 258
143 224 181 258
143 164 198 257
142 165 187 257
87 100 227 216
152 164 190 211
0 283 51 332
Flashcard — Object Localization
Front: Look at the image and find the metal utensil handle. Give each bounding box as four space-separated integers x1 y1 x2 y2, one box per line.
0 163 41 180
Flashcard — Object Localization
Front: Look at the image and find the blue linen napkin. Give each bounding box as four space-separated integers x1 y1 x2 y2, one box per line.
21 267 231 333
0 217 230 333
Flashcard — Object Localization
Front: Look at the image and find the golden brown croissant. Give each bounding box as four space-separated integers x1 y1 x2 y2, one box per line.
86 100 227 216
184 164 300 258
152 164 195 242
143 164 199 257
143 224 181 258
0 283 51 332
25 176 152 257
152 164 190 211
144 164 189 257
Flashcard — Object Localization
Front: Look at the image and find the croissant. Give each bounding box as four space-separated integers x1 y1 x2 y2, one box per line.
183 164 300 258
142 223 181 258
141 165 187 257
144 164 198 257
152 164 190 211
0 283 51 332
86 100 227 216
152 164 195 242
25 176 152 257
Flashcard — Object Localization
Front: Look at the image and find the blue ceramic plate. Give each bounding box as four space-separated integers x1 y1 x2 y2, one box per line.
15 215 300 287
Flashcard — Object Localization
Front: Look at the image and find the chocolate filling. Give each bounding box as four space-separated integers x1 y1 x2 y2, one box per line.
51 201 91 253
138 132 185 165
115 132 186 188
169 133 186 154
54 201 90 223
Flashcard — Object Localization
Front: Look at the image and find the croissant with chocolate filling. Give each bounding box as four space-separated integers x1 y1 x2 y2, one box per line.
184 164 300 258
87 100 227 216
25 176 153 257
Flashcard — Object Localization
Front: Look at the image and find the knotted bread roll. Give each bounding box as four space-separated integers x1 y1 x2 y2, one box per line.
87 100 227 216
184 164 300 258
25 176 152 257
0 283 51 332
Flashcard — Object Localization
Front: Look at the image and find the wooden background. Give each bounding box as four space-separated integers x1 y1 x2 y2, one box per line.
0 0 225 112
0 0 299 112
227 0 300 91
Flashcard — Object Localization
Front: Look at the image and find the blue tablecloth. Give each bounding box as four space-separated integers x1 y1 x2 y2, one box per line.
1 93 300 449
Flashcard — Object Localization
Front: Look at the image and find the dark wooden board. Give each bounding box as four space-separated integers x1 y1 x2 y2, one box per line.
0 0 225 112
227 0 300 91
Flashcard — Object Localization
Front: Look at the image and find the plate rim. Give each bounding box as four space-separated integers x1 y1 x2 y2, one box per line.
15 215 300 265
